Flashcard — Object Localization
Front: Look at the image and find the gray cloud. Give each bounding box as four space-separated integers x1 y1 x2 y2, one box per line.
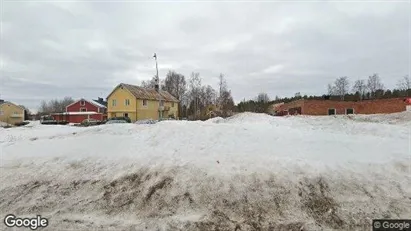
0 1 409 111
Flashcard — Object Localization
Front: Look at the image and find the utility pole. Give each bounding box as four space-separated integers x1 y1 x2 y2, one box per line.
153 53 163 121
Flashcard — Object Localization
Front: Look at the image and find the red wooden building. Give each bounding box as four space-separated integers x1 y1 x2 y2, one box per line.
51 99 107 124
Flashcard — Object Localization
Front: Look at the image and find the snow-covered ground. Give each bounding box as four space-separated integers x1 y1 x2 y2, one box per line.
0 113 410 230
0 121 11 127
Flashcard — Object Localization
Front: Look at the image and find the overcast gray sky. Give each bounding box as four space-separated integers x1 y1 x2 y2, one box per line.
1 0 410 111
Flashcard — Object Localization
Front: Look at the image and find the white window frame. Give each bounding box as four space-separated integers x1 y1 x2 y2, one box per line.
112 99 117 106
345 108 354 115
328 108 336 115
80 108 87 112
159 101 164 107
80 100 85 106
125 99 130 106
142 99 148 107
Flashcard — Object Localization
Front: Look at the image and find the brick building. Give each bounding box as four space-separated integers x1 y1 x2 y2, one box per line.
273 98 411 116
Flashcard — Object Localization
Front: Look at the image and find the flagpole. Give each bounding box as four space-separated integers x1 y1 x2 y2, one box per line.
153 53 163 121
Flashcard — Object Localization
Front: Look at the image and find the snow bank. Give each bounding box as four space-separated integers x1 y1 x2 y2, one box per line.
204 117 224 123
346 111 411 125
223 112 275 124
0 121 11 127
0 113 410 230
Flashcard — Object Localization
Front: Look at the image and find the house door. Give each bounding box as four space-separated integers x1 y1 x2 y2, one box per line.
124 113 128 118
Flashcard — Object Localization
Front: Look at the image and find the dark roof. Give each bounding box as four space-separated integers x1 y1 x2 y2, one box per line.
114 83 179 102
93 98 107 107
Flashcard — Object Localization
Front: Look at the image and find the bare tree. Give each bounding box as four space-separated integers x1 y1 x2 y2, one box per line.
39 100 50 114
188 72 202 118
38 97 74 114
367 74 384 99
60 97 75 112
220 90 235 117
201 85 217 106
333 77 350 100
217 73 227 106
327 83 336 95
217 74 235 116
141 76 157 89
256 92 270 103
397 75 411 96
352 79 367 100
162 71 187 100
162 71 187 118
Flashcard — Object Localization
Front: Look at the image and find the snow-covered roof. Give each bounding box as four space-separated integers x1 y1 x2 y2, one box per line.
88 100 106 108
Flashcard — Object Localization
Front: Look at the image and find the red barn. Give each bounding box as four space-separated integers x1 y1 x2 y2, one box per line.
52 99 107 124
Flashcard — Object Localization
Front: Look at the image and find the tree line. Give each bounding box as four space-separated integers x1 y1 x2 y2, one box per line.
38 97 75 115
35 73 409 118
327 74 410 100
237 74 411 114
36 71 235 120
142 71 235 119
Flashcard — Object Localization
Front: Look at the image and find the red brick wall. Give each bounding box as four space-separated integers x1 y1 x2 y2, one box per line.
357 98 408 114
303 100 361 115
300 98 408 115
277 100 305 115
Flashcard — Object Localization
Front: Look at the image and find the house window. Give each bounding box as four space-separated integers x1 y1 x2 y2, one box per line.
80 108 87 112
125 99 130 106
80 100 85 106
124 113 129 117
0 110 3 115
159 101 164 106
112 99 117 106
172 102 175 107
142 99 148 106
328 108 336 115
346 108 354 114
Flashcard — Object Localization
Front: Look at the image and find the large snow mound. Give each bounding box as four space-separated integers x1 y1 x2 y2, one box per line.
0 112 410 230
204 116 224 123
346 111 411 125
224 112 275 124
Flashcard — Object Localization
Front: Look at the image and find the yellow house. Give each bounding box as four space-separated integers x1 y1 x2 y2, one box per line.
0 101 25 125
107 83 179 122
